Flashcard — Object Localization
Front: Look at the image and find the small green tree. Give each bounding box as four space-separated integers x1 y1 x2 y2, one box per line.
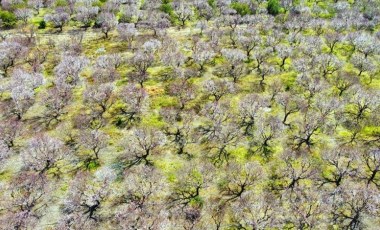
267 0 281 16
0 10 17 29
38 20 46 29
231 2 252 16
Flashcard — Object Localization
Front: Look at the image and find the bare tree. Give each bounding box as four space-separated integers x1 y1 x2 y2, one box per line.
75 5 99 28
83 83 115 117
119 127 166 167
59 170 115 227
117 23 138 48
44 7 70 32
54 55 89 87
218 162 263 202
0 41 27 77
96 12 118 38
79 129 109 165
116 84 149 126
114 165 168 229
173 1 194 27
0 172 48 230
22 134 67 175
129 50 154 88
320 147 358 188
203 79 235 102
192 41 215 71
358 149 380 187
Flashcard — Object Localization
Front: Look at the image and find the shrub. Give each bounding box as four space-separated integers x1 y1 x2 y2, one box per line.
0 10 17 29
267 0 281 16
55 0 68 7
208 0 216 7
231 2 252 16
38 20 46 29
160 2 174 15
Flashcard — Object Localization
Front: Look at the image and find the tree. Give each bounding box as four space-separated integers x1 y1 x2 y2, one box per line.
0 41 27 77
79 129 109 164
25 48 48 73
220 48 247 83
161 108 194 156
324 31 342 54
117 23 138 48
329 182 378 229
15 8 33 24
280 187 327 229
129 50 155 88
252 47 271 73
290 113 323 151
119 127 166 167
230 2 252 16
0 10 17 29
59 32 85 56
346 88 378 122
357 149 380 187
237 28 261 61
138 12 170 36
28 0 44 14
276 92 307 126
0 118 21 149
195 1 213 21
83 83 115 117
228 191 278 229
276 44 292 70
312 53 343 79
249 115 283 157
256 63 276 88
350 53 375 76
44 7 70 32
352 33 379 58
119 3 139 23
114 165 168 229
161 37 186 68
196 20 207 35
320 147 358 188
59 170 115 227
192 41 215 71
197 101 234 143
271 154 316 191
300 75 326 103
222 14 243 47
0 140 11 169
167 80 195 110
38 84 72 127
8 69 44 119
238 93 269 136
168 164 211 229
116 85 149 126
66 0 77 15
203 79 235 102
203 121 241 165
54 55 89 87
267 0 281 16
331 71 359 97
92 54 123 83
75 5 99 28
21 134 67 175
96 12 118 38
173 1 194 27
0 172 48 230
218 162 263 202
168 164 208 209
